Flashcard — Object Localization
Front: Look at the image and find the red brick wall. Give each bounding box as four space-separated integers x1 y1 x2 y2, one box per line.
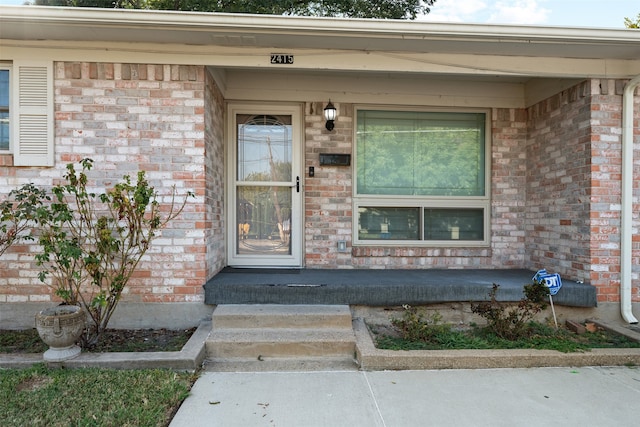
303 103 528 269
204 69 226 278
304 102 354 267
527 79 640 303
491 108 528 268
0 62 210 303
526 81 592 284
4 72 639 305
588 80 640 303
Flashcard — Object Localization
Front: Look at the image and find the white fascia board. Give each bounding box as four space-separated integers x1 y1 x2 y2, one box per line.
0 5 636 41
1 5 640 59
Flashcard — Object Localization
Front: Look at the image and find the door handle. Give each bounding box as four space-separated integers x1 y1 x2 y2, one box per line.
296 176 300 193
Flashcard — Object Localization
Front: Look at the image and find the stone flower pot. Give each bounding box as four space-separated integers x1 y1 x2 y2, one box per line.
35 305 85 362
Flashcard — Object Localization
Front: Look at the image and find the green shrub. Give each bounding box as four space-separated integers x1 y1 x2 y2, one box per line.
0 184 48 257
391 305 452 343
471 281 549 340
34 159 193 348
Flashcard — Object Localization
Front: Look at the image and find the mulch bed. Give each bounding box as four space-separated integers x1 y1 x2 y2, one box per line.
0 328 197 354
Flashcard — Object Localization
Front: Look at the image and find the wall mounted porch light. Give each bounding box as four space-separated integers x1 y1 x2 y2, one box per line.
324 100 337 131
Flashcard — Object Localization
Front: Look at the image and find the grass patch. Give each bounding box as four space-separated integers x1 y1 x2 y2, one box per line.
0 329 45 353
371 321 640 353
0 364 195 427
374 296 640 353
0 328 196 354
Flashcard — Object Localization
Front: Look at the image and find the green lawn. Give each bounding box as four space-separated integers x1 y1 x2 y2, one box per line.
0 364 195 427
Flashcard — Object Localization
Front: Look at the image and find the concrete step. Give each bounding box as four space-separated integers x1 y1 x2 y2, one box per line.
211 304 353 329
204 356 358 372
206 305 357 368
206 327 356 358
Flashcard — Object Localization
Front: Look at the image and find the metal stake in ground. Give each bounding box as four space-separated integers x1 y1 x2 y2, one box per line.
549 295 558 329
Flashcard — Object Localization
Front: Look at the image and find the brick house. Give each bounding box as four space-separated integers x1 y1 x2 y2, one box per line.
1 6 640 327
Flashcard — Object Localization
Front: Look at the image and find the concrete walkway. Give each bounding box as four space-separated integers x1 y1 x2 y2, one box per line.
170 366 640 427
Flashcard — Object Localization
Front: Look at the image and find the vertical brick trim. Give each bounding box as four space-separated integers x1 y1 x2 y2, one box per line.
204 68 226 278
589 79 622 302
304 101 354 267
491 108 528 267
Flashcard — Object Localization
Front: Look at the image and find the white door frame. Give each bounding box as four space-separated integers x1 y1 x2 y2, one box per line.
226 102 304 268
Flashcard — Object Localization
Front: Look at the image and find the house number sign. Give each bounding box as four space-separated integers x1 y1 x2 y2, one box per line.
270 54 294 64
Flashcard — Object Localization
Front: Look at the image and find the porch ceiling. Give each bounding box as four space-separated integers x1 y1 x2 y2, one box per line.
2 6 640 61
209 67 582 109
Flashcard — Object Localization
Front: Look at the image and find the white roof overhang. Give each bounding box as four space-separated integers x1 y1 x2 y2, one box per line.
2 6 640 107
2 6 640 60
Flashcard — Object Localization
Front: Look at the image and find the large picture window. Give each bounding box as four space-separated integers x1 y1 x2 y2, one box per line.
354 108 490 246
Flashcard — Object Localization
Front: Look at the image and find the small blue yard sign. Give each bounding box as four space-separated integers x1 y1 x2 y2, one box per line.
533 269 562 296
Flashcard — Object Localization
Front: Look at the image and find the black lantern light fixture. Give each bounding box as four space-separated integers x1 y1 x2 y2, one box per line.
324 100 337 131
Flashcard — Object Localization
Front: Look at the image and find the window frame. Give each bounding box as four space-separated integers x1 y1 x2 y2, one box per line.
352 105 491 247
0 63 10 152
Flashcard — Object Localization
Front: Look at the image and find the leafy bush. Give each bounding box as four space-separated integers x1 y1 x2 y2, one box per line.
471 281 549 340
34 159 193 348
391 305 453 343
0 184 48 257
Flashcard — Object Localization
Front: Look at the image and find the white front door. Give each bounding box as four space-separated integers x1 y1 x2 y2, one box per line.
227 103 303 267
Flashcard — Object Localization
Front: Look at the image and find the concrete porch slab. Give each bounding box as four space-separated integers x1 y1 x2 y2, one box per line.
204 268 597 307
